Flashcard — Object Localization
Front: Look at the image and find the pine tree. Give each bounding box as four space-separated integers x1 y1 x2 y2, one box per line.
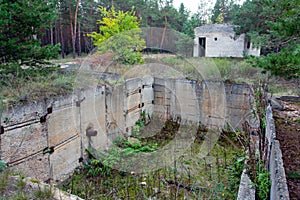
211 0 234 23
0 0 60 68
232 0 300 79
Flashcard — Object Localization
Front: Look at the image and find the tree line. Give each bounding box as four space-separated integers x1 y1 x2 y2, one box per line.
0 0 299 79
38 0 209 59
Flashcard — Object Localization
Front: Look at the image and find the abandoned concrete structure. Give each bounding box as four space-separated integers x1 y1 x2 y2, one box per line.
193 24 260 58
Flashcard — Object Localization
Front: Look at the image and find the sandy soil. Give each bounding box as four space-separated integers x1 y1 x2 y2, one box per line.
273 100 300 200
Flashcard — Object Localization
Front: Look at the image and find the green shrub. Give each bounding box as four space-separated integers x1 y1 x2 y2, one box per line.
34 186 54 200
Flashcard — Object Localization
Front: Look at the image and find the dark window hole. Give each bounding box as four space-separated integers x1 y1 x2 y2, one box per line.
40 115 47 123
0 126 4 135
47 107 53 114
79 157 84 163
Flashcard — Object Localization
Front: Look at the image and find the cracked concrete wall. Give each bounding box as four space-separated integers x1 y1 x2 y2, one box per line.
1 78 255 181
153 79 255 129
265 105 290 200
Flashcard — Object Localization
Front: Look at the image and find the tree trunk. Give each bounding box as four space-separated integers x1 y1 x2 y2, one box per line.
50 22 54 45
78 22 82 56
160 15 167 50
58 9 65 58
55 19 59 45
68 0 80 59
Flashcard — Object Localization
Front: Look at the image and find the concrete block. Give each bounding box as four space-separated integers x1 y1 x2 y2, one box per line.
142 87 154 103
80 88 107 151
48 106 79 147
50 136 81 181
229 84 252 95
270 141 290 200
127 93 142 110
11 153 50 181
142 75 154 86
2 101 46 127
1 123 47 163
126 109 141 128
125 78 142 93
106 84 125 146
237 169 255 200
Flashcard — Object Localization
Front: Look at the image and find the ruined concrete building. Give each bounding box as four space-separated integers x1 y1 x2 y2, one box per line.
193 24 260 58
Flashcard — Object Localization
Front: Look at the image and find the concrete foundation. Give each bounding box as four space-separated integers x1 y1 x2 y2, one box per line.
1 78 256 181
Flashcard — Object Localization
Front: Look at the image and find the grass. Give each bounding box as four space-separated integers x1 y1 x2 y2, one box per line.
33 186 54 200
60 120 246 199
0 169 55 200
0 170 9 194
1 54 298 106
0 68 76 104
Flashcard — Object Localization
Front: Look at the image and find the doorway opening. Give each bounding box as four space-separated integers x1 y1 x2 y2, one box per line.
199 37 206 57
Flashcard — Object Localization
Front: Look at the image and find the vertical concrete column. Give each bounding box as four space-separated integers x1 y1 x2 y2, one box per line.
125 78 143 136
142 76 154 124
48 94 80 181
173 79 200 125
201 81 226 129
106 84 125 146
153 78 174 120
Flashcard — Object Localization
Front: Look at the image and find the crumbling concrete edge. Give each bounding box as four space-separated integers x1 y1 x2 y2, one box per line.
266 105 290 200
237 169 255 200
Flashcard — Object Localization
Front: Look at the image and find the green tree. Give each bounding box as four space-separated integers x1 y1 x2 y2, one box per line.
232 0 300 79
0 0 60 68
175 33 194 57
176 3 189 32
88 7 145 64
211 0 234 23
182 15 200 38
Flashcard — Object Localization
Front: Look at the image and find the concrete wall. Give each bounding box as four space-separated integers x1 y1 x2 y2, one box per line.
193 24 260 58
196 32 245 58
265 105 290 200
0 78 255 181
153 79 256 130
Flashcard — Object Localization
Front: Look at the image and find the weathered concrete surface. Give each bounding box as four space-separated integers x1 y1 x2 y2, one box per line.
142 76 154 124
265 105 290 200
1 100 47 127
237 169 255 200
225 83 256 129
193 24 260 58
1 123 47 163
125 78 143 136
79 87 106 152
201 81 226 128
48 95 79 147
106 84 125 146
174 80 200 124
0 78 256 182
12 153 50 181
153 79 255 129
50 136 81 181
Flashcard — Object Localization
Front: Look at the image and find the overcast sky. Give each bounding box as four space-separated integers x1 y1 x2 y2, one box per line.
172 0 245 14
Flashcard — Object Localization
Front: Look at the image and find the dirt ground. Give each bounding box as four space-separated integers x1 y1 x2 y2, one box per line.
273 99 300 200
